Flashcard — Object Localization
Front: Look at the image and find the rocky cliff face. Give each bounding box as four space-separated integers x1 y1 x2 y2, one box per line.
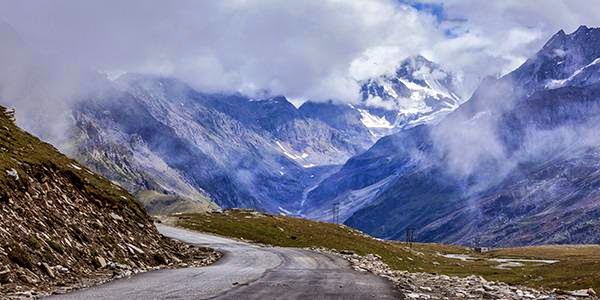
70 75 341 215
0 106 219 297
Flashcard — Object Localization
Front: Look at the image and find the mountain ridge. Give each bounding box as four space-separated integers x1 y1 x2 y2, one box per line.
338 26 600 246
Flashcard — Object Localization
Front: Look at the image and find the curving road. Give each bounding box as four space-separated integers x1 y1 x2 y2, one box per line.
51 224 402 299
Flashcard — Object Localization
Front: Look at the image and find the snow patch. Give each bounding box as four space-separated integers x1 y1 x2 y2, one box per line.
546 57 600 89
276 141 304 161
278 206 293 215
275 141 315 168
358 109 394 129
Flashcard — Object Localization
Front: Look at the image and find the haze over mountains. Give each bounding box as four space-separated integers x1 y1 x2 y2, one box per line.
2 14 600 247
341 26 600 246
69 53 465 216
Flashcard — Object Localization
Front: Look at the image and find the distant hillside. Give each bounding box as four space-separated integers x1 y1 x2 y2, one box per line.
311 26 600 247
0 106 218 297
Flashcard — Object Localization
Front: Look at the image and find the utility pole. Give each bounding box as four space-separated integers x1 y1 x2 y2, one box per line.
332 202 340 224
405 227 415 247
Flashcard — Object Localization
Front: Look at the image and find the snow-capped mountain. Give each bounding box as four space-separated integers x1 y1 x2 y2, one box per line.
292 55 464 154
297 56 464 219
1 16 465 218
70 73 412 215
69 56 464 217
510 25 600 94
312 26 600 246
358 55 464 134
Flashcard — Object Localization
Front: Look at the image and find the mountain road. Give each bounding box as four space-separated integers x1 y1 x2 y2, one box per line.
51 224 402 299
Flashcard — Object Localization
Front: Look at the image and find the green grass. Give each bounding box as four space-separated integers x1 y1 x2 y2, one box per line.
176 209 600 292
7 245 33 269
136 190 217 215
48 240 65 255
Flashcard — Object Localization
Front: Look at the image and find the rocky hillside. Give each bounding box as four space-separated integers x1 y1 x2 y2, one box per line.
71 76 335 215
0 106 219 297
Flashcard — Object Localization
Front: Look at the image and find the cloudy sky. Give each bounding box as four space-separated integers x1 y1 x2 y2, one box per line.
1 0 600 103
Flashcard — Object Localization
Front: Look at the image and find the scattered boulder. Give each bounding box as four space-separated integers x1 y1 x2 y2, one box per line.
96 257 107 269
308 247 598 300
40 263 55 279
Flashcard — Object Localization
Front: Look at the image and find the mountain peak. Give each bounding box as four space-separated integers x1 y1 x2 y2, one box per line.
265 95 290 103
358 55 462 130
542 25 600 50
543 29 567 49
509 25 600 93
573 24 590 34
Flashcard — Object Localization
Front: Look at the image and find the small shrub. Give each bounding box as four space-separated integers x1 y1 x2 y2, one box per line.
27 236 41 250
152 253 168 265
48 240 65 254
8 245 33 269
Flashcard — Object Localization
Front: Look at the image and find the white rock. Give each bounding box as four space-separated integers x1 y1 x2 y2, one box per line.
97 256 107 268
110 212 124 221
5 168 18 180
569 289 592 297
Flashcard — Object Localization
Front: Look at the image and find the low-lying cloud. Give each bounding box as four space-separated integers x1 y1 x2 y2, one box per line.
1 0 596 103
0 0 440 103
1 0 600 145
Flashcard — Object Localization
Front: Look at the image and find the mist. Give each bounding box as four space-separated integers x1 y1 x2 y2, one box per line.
1 0 600 165
2 0 596 111
427 54 600 198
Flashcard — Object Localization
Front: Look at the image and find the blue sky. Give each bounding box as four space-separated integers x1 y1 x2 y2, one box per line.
404 1 446 22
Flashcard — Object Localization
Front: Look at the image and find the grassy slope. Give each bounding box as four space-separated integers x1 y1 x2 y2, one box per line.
176 210 600 292
0 107 138 213
136 190 218 215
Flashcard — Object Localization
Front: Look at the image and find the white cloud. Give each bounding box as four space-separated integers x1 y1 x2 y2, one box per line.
421 0 600 93
0 0 440 103
0 0 599 106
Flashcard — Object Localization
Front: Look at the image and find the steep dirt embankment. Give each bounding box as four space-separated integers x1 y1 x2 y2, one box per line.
0 106 220 297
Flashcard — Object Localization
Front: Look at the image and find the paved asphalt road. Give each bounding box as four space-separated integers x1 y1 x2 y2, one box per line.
51 224 403 299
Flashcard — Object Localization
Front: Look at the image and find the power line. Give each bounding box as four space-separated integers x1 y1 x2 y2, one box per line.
405 227 415 247
332 202 340 224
